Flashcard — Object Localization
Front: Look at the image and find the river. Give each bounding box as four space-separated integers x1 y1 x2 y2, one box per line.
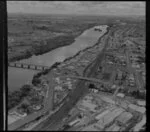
8 25 108 92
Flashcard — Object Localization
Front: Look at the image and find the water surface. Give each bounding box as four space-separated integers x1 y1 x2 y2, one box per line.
8 25 108 91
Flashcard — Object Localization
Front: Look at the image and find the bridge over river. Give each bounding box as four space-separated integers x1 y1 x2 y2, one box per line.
60 75 113 86
8 62 50 71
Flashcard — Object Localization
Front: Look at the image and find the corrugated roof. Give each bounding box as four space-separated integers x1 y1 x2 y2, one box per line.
106 123 120 131
96 108 124 128
116 112 133 124
95 110 110 120
129 104 146 114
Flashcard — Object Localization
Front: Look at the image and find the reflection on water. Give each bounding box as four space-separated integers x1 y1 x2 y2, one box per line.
8 25 108 91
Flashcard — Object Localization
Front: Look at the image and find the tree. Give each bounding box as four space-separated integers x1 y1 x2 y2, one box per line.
20 103 29 110
32 78 41 86
18 103 30 114
20 84 31 97
89 83 95 89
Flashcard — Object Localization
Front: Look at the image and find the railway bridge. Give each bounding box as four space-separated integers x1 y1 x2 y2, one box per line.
8 62 50 71
60 75 113 86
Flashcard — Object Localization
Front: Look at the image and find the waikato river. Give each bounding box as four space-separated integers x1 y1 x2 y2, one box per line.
8 25 108 91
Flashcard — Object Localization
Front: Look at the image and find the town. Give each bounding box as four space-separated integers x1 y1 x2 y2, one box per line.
8 21 145 131
7 1 145 131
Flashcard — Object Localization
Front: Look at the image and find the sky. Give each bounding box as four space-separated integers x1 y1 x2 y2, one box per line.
7 1 145 16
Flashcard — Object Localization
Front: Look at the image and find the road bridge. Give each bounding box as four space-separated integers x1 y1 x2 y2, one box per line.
8 62 50 71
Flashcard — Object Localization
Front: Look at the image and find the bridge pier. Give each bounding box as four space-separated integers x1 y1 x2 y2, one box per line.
9 62 50 71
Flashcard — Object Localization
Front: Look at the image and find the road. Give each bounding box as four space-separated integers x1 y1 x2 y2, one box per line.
9 72 55 130
32 30 110 131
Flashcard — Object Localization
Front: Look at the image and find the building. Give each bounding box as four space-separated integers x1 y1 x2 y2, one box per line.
68 118 80 126
55 86 63 91
101 96 115 104
95 110 110 120
111 85 117 89
82 124 100 131
133 115 146 131
55 77 61 84
78 100 97 112
32 105 42 111
91 89 98 93
105 123 120 131
137 100 146 107
116 112 133 125
94 108 124 129
128 74 134 81
116 93 125 98
74 116 90 127
128 104 146 114
117 70 123 80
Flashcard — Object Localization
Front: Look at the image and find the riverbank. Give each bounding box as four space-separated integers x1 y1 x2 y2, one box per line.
8 23 100 63
63 26 110 64
31 25 110 82
8 25 110 130
8 25 109 112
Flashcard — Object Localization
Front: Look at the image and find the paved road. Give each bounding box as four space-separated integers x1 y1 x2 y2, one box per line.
32 30 110 131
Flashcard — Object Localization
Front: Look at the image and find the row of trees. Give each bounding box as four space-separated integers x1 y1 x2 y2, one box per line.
8 84 32 110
